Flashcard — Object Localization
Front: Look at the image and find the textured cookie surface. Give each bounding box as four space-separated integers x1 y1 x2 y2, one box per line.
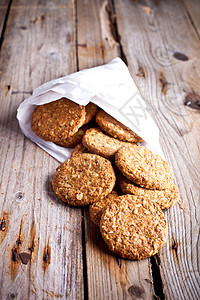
115 145 173 190
55 123 90 148
71 143 88 157
52 153 116 206
31 98 86 142
119 174 179 209
100 194 167 260
82 127 133 160
89 191 118 227
96 110 143 143
84 102 97 124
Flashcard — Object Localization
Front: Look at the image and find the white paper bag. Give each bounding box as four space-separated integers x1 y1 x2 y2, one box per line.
17 57 163 162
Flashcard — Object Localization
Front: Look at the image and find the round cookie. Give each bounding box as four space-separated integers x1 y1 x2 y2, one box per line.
31 98 86 142
52 153 116 206
96 110 143 143
84 102 97 124
89 191 118 227
119 174 179 209
71 143 88 158
55 123 90 148
115 145 173 190
100 194 168 260
82 127 134 160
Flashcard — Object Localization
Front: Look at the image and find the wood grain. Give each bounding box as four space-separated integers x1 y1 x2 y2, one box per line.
114 0 200 299
0 0 9 37
0 0 84 299
183 0 200 39
77 0 153 299
77 0 120 70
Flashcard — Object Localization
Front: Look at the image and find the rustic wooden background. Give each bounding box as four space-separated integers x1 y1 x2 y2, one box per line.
0 0 200 299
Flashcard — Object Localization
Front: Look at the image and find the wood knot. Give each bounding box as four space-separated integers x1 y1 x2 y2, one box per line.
171 238 179 269
0 213 10 244
99 44 105 59
159 72 168 95
16 192 24 201
128 285 145 298
20 26 27 30
154 46 172 66
4 84 11 96
136 67 146 79
8 293 17 299
173 52 188 61
12 249 19 262
19 252 31 265
172 239 178 256
0 219 6 231
43 249 50 263
41 15 45 21
42 244 51 273
184 92 200 110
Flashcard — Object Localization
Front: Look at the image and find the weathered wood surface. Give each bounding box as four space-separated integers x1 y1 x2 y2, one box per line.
0 0 9 35
183 0 200 38
114 0 200 299
0 0 199 299
0 0 83 299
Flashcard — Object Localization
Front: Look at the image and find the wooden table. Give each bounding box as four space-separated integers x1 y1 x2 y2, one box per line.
0 0 200 299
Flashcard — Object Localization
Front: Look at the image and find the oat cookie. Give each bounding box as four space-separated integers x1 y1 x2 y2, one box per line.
89 191 118 227
52 153 116 206
119 174 179 209
84 102 97 124
31 98 86 142
100 194 168 260
71 143 88 157
96 110 143 143
115 145 173 190
55 123 90 148
82 127 134 160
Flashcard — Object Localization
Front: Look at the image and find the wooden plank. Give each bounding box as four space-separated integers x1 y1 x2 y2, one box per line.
183 0 200 39
114 0 200 299
0 0 9 36
77 1 153 299
0 1 84 299
77 0 120 70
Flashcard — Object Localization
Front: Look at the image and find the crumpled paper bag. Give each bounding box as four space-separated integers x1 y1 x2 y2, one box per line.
17 57 163 162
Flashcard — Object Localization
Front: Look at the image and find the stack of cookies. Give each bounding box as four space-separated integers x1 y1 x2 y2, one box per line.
31 98 97 147
31 98 179 260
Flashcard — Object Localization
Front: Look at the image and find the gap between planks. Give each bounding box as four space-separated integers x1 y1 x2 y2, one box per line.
0 0 12 50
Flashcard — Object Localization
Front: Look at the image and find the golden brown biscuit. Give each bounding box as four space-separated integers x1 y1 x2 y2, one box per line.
71 143 88 157
31 98 86 142
115 145 173 190
55 123 90 148
89 191 118 227
96 110 143 143
119 174 179 209
82 127 134 160
100 194 168 260
52 153 116 206
84 102 97 124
